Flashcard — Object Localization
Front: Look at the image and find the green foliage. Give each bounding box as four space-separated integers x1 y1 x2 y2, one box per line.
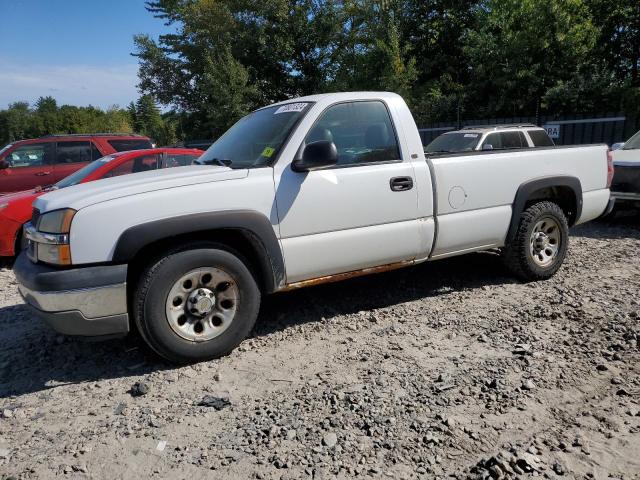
464 0 598 117
135 94 176 145
0 95 181 148
3 0 640 144
137 0 636 130
0 99 136 147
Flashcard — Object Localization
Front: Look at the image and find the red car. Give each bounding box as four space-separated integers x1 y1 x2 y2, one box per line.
0 148 203 257
0 133 153 194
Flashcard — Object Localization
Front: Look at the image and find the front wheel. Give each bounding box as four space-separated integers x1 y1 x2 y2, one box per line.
133 244 261 363
502 201 569 281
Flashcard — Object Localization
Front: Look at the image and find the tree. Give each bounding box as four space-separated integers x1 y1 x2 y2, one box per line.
34 96 60 135
464 0 598 117
0 102 34 144
0 101 137 146
133 95 171 144
134 0 350 137
587 0 640 86
131 0 640 133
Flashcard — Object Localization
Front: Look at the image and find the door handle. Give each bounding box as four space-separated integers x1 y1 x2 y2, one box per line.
35 171 51 176
390 176 413 192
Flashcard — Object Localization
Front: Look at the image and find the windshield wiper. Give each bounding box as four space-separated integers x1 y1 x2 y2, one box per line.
196 157 232 167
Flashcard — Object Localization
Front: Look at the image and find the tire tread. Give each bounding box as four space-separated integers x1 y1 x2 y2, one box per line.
502 201 569 281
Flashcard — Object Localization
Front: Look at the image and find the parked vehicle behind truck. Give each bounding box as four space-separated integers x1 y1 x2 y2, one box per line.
14 92 613 363
610 129 640 209
0 133 153 195
425 124 554 154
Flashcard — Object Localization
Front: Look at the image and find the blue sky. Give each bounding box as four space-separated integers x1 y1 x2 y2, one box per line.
0 0 173 109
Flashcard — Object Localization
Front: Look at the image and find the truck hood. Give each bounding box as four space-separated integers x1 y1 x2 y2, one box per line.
34 165 248 213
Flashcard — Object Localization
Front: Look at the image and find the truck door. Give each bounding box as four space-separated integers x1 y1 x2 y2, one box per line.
274 100 421 283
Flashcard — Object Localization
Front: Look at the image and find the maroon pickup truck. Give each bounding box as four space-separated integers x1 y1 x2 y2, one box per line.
0 133 152 194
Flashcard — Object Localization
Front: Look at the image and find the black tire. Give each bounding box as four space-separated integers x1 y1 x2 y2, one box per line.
502 201 569 281
133 243 261 364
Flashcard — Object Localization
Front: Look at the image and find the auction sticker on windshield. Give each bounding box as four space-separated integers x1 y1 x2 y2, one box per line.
261 147 276 157
274 103 308 114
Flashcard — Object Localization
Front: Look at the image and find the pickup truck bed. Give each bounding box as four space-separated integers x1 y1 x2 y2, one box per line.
14 92 612 363
427 145 610 258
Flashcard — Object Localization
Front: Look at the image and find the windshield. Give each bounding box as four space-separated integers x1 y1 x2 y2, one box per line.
425 132 481 153
0 143 13 156
55 155 116 188
623 130 640 150
198 102 312 168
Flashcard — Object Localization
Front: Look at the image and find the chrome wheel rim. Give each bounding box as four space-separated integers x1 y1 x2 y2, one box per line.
529 217 561 267
165 268 239 342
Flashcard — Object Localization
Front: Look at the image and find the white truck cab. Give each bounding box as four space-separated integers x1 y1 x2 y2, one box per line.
14 92 613 363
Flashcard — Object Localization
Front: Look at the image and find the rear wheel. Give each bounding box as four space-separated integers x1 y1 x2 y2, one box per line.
133 244 260 363
502 201 569 281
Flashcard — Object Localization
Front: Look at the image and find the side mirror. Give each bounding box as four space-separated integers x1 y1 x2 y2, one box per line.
611 142 625 151
0 159 8 170
482 144 494 151
291 140 338 172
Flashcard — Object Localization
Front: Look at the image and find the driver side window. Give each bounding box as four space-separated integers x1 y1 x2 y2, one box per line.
304 101 401 166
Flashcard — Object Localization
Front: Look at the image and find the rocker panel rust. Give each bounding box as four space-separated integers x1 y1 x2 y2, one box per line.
279 260 414 291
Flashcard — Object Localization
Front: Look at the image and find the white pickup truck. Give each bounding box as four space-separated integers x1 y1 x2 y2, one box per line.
14 92 614 363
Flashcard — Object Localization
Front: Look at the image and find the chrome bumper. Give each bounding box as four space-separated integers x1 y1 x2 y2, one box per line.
18 282 127 319
611 191 640 201
13 252 130 337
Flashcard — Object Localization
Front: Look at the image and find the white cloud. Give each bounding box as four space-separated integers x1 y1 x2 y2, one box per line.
0 62 140 109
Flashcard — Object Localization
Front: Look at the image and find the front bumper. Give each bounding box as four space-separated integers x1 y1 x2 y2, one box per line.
13 252 129 337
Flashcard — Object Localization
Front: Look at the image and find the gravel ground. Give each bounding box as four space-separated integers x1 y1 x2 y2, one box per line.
0 214 639 479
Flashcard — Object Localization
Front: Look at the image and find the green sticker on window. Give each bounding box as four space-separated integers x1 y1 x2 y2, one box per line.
261 147 276 158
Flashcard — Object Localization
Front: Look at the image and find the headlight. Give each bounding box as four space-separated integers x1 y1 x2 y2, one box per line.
37 208 76 234
25 208 76 266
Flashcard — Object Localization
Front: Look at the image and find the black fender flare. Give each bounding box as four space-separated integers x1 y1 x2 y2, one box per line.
112 210 285 293
506 176 582 245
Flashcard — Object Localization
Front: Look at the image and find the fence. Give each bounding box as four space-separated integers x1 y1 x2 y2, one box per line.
418 113 640 147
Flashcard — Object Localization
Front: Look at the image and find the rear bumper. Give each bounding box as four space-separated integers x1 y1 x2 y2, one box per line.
600 197 616 217
611 191 640 202
611 163 640 202
13 252 129 337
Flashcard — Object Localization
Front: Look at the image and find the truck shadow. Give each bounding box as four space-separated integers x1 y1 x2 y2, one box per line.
0 251 516 398
255 251 512 339
574 210 640 240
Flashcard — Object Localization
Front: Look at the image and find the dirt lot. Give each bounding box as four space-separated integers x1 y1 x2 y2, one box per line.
0 214 639 479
